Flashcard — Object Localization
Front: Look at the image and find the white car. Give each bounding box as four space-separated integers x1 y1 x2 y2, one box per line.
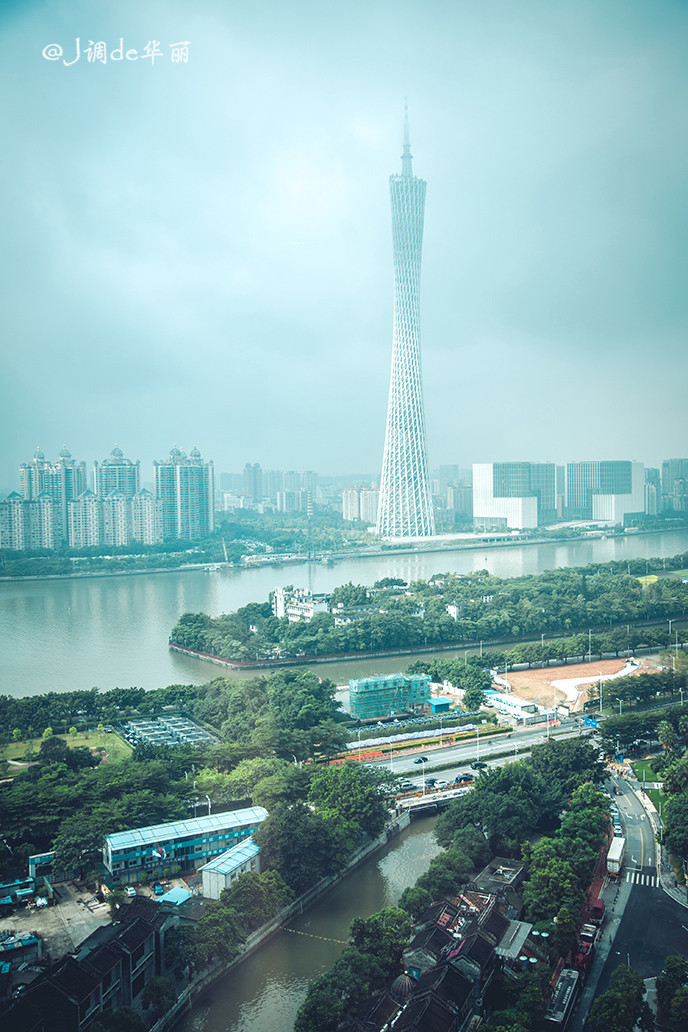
125 886 137 897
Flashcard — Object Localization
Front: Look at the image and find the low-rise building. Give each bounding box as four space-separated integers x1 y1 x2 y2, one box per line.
103 808 268 884
348 673 431 720
200 838 261 899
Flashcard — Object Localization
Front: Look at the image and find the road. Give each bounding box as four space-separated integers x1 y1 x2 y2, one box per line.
363 721 583 783
573 771 688 1031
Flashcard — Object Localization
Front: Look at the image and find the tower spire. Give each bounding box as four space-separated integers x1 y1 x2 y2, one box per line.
401 100 413 177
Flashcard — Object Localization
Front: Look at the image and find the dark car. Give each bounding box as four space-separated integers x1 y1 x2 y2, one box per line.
470 761 488 770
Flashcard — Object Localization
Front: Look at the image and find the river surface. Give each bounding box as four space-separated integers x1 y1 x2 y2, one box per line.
175 816 441 1032
2 529 688 697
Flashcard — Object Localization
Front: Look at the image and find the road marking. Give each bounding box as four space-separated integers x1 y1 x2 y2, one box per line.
625 871 657 887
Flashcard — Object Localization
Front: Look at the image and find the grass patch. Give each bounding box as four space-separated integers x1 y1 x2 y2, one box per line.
2 731 132 766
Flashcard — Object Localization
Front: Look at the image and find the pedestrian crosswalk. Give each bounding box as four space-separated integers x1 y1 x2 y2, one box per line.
625 870 657 887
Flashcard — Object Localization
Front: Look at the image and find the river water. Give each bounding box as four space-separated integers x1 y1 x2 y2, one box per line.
175 816 441 1032
1 529 688 697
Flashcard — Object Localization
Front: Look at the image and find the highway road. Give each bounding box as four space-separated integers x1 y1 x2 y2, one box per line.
363 721 584 783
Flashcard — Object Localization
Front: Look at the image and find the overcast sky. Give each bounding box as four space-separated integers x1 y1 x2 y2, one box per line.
1 0 687 490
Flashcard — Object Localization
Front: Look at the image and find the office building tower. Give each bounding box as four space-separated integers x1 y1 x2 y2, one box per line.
153 447 214 542
473 462 556 530
243 462 263 501
661 458 688 512
376 112 435 538
565 461 644 522
94 446 141 499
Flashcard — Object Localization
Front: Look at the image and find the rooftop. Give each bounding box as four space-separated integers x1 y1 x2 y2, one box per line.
200 838 260 876
105 807 268 852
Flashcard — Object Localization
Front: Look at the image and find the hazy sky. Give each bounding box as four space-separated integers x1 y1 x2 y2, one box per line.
1 0 687 489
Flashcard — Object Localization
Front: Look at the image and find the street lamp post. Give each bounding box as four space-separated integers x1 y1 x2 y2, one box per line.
206 795 212 816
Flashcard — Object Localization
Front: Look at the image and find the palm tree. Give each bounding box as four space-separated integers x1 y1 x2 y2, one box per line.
657 720 677 753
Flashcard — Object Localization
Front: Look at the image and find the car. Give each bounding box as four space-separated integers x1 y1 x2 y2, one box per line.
615 787 623 795
433 780 449 790
398 780 415 792
152 882 164 896
470 761 488 770
124 886 137 897
425 777 437 787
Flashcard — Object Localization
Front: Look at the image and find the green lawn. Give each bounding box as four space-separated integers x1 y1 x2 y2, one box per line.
631 758 664 810
3 730 132 767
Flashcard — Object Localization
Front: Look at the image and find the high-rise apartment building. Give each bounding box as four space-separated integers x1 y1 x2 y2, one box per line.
243 463 263 502
131 489 163 545
0 492 56 550
154 447 214 541
94 446 141 499
68 490 103 548
376 113 435 538
19 447 87 543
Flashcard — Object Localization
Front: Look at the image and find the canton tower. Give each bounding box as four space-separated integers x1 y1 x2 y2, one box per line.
376 111 435 538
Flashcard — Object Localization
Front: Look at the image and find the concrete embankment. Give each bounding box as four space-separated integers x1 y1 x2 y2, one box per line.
156 811 411 1032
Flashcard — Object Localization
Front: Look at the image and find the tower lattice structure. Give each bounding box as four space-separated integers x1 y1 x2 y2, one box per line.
376 112 435 538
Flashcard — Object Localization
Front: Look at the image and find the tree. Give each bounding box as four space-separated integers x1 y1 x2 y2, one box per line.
92 1008 145 1032
588 964 653 1032
12 728 21 743
656 954 688 1025
254 801 351 894
308 762 388 840
141 976 176 1019
657 719 677 753
664 795 688 860
69 726 78 738
42 726 53 740
398 885 432 919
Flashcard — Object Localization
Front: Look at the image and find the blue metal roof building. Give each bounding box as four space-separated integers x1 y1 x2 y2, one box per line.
200 838 261 899
103 807 268 884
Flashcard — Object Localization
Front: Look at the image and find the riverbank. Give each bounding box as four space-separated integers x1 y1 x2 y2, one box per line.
2 523 684 584
156 811 412 1032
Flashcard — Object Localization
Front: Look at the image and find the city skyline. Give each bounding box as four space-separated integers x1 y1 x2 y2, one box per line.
2 1 688 487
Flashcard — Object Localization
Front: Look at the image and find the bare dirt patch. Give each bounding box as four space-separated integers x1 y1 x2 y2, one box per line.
501 657 656 711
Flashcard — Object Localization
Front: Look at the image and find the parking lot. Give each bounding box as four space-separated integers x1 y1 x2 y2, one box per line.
0 881 112 964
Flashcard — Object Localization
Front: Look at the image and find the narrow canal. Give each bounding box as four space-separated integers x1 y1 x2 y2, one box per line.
174 816 440 1032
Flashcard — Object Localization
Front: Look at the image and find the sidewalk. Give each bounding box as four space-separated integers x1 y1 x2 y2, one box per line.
629 781 688 909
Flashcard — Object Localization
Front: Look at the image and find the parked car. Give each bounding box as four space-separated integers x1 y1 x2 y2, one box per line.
152 882 164 896
125 886 137 898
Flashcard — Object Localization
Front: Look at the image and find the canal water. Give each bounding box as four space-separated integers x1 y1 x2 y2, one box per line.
175 816 441 1032
1 529 688 697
